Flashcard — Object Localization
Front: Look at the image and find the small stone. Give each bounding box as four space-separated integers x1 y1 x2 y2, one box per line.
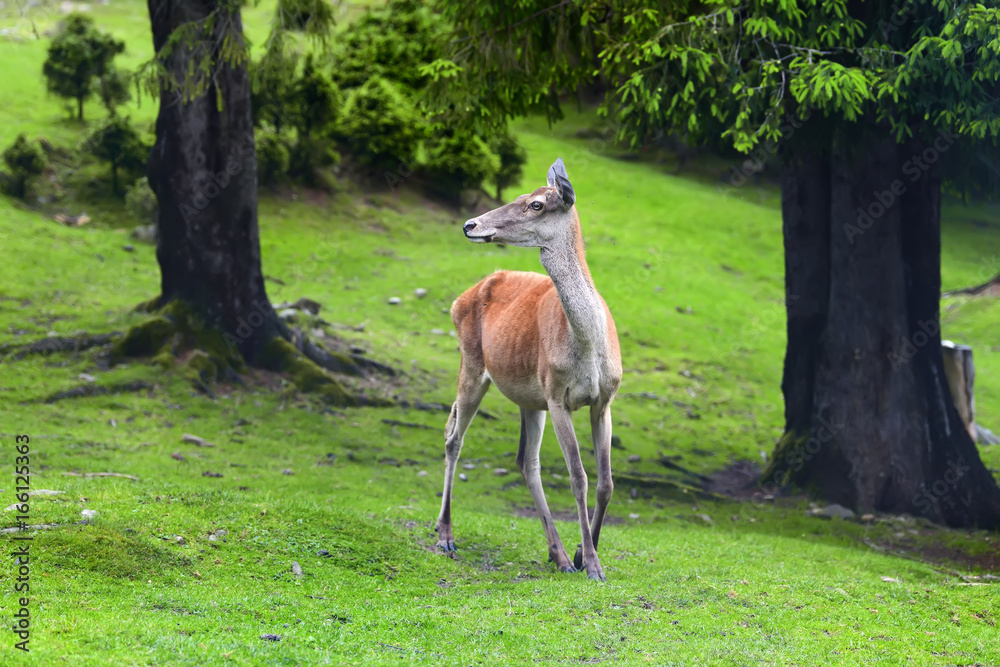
493 468 509 476
122 244 134 252
627 455 641 463
208 534 217 542
416 470 428 477
629 513 640 519
861 513 875 521
131 224 157 243
81 509 97 519
431 328 445 335
260 634 282 642
414 288 428 298
291 561 303 577
181 433 214 447
387 297 402 305
696 513 713 525
610 435 624 450
202 471 223 478
171 452 187 461
281 469 294 475
807 503 855 520
292 297 321 315
278 308 297 319
459 473 468 482
462 463 476 470
78 373 96 383
175 535 186 545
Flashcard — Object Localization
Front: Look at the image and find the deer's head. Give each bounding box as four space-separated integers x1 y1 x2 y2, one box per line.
463 158 577 247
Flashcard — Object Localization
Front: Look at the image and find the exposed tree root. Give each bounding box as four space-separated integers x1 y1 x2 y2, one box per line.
942 272 1000 297
1 332 120 361
43 380 154 404
258 337 357 406
109 298 400 407
759 430 808 487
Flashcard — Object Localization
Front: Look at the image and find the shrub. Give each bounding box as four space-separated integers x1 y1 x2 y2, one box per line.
98 67 131 115
422 129 500 202
42 13 125 121
124 176 158 224
329 0 445 91
1 134 47 199
250 47 300 133
255 128 291 187
84 116 147 194
293 54 341 138
338 76 420 174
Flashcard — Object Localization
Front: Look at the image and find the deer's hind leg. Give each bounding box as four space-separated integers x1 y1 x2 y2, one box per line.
435 354 490 552
516 408 575 572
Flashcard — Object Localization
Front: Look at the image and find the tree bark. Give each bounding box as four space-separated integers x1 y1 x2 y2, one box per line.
146 0 281 362
766 127 1000 529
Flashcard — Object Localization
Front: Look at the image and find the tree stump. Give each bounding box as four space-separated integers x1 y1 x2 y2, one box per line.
941 341 976 442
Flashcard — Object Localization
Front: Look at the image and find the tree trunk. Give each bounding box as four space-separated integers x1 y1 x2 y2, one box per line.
766 127 1000 529
146 0 281 362
111 159 118 195
77 95 84 121
941 342 976 442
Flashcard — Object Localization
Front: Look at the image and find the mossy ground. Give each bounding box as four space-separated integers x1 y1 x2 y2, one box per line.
2 1 1000 665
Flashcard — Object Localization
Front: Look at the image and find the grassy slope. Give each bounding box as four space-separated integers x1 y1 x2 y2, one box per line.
1 2 999 665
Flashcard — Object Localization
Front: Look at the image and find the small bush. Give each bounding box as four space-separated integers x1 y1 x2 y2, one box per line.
422 129 500 202
84 115 147 194
250 48 299 133
256 128 291 187
338 76 420 174
124 176 158 224
1 134 47 199
329 0 445 91
42 13 125 121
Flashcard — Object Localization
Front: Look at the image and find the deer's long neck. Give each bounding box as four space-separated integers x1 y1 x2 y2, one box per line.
539 212 606 351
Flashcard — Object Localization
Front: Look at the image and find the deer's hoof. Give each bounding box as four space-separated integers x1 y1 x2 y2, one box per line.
558 564 577 574
587 568 607 583
436 540 457 553
573 547 584 571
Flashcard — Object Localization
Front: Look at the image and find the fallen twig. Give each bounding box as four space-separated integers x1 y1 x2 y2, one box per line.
182 434 215 447
63 472 139 481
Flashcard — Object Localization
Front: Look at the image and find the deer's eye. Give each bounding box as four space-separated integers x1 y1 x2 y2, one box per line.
530 201 543 211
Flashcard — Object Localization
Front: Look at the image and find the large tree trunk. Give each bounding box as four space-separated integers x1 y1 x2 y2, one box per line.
765 126 1000 529
146 0 281 362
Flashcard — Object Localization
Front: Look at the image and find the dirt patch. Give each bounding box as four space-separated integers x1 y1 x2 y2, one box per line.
875 536 1000 574
512 505 624 525
704 460 763 499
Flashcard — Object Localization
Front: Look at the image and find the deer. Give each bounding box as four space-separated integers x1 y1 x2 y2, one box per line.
434 157 622 582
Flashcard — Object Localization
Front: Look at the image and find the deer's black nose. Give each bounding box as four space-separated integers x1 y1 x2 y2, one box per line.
463 221 477 235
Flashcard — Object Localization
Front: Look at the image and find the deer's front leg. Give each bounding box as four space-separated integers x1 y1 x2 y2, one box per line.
436 364 490 552
575 403 614 571
549 402 605 582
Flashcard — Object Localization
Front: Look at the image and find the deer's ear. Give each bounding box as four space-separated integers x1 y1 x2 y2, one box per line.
546 157 576 209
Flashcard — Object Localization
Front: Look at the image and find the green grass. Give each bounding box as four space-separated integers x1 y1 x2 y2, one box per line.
2 2 1000 665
